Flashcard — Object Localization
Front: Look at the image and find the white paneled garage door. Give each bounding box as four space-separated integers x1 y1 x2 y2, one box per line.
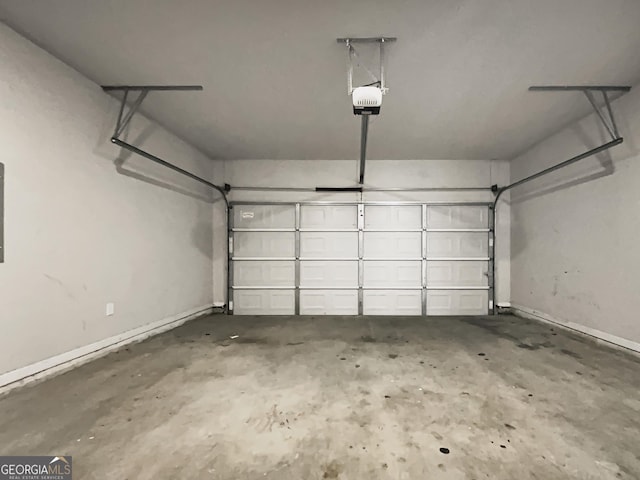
230 203 493 315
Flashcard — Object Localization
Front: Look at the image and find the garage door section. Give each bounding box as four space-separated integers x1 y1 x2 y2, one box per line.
363 205 423 315
426 206 490 315
299 205 359 314
230 203 491 315
231 205 296 314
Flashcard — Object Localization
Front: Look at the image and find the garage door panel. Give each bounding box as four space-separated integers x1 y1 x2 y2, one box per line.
365 205 421 230
233 261 294 287
233 289 295 315
427 206 487 229
363 290 422 315
364 261 422 287
234 232 295 258
300 290 358 315
427 261 488 287
231 203 491 316
301 205 357 229
364 232 422 258
427 232 488 258
426 290 488 315
234 205 295 229
300 261 358 287
300 232 358 258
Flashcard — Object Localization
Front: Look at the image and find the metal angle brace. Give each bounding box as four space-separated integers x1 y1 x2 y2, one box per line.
104 85 203 140
528 85 631 142
102 84 229 201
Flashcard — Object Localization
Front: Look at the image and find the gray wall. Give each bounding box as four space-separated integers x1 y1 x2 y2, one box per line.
0 24 218 378
510 85 640 345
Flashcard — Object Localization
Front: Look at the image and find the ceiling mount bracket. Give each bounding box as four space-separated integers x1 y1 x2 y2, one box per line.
100 84 227 202
102 85 203 139
337 38 396 185
337 37 396 95
528 85 631 142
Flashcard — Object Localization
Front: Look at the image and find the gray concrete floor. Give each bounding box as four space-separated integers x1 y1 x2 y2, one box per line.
1 314 639 479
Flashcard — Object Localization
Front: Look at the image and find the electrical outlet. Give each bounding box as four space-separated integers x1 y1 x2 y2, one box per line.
106 302 115 316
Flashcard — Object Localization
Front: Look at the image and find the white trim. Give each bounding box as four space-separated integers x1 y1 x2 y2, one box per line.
0 305 213 394
510 304 640 355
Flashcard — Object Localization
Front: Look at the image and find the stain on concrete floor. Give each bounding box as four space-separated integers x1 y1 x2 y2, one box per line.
0 314 639 479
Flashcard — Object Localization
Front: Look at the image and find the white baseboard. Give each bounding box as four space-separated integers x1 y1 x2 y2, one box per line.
510 304 640 354
0 305 214 394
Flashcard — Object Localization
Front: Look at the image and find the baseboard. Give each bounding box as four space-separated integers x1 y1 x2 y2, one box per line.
0 305 214 394
510 304 640 354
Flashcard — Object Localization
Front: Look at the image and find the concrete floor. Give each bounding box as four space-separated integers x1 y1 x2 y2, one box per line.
1 314 639 479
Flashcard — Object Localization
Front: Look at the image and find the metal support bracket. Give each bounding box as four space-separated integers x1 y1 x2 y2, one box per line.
102 84 228 204
113 89 147 139
584 90 618 141
489 85 632 314
337 37 396 95
529 85 630 142
105 85 203 140
103 84 232 312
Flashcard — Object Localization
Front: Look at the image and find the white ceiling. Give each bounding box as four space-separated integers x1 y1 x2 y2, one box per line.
1 0 640 161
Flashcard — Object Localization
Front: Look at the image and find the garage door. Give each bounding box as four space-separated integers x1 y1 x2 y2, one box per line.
230 203 492 315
